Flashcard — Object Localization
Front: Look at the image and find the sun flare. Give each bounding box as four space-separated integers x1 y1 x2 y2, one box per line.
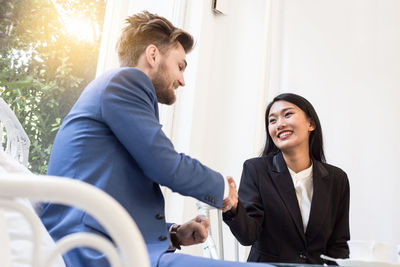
63 16 96 43
51 0 100 43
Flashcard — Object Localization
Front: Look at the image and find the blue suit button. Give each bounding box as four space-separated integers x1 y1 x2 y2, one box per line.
158 235 167 241
155 213 165 220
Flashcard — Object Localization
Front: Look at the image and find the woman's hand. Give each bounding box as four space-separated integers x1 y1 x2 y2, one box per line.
226 177 238 215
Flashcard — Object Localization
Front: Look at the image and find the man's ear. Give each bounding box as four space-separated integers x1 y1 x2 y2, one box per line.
145 44 159 68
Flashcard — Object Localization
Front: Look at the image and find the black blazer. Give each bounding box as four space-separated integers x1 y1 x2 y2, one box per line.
223 152 350 265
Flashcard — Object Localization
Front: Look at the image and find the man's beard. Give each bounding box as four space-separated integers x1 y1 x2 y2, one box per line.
152 61 176 105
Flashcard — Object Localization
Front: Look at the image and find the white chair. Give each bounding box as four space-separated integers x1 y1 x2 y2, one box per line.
0 97 150 266
196 201 223 259
0 173 150 267
196 201 239 261
0 97 30 167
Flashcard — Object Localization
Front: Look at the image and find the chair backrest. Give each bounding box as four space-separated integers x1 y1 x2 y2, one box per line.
196 201 221 259
0 97 30 166
0 173 151 267
0 95 149 267
196 201 239 261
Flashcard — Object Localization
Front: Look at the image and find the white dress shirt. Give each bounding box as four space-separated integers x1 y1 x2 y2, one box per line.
223 177 229 199
288 164 313 233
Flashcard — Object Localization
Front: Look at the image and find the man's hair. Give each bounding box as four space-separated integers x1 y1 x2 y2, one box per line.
117 11 194 67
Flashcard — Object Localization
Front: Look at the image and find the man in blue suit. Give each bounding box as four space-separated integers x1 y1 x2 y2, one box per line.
41 11 271 267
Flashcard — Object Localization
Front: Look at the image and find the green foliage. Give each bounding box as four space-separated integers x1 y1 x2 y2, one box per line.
0 0 106 173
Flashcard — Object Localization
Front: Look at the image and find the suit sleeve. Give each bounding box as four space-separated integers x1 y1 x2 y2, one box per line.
101 69 224 208
223 160 264 246
326 171 350 258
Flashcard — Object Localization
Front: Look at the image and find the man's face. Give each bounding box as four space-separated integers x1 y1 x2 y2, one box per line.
152 42 187 105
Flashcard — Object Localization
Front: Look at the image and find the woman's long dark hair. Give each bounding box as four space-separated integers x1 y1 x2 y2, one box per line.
262 93 326 162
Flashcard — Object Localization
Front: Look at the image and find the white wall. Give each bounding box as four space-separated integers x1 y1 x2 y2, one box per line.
270 0 400 249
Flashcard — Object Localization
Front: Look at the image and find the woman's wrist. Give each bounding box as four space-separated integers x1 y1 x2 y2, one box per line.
222 201 239 221
231 202 238 215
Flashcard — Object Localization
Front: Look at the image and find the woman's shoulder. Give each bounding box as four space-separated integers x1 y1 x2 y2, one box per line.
317 161 349 181
244 155 274 165
243 155 277 171
320 161 346 173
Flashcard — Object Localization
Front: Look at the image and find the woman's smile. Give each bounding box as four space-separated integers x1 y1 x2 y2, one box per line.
277 130 293 140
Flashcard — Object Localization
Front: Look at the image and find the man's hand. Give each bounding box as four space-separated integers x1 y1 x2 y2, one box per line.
176 215 210 246
221 176 238 213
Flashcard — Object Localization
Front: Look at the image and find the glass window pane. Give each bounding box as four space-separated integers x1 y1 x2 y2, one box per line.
0 0 106 174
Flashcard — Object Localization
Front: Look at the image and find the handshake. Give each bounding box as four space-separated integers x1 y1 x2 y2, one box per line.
222 176 239 214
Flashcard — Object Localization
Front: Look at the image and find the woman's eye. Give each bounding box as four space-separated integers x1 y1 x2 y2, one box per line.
269 119 276 124
179 65 183 71
285 112 293 117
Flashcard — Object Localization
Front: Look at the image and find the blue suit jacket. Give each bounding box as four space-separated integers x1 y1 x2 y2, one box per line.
41 67 225 267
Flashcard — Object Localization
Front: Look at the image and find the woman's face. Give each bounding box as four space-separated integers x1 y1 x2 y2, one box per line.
268 100 315 153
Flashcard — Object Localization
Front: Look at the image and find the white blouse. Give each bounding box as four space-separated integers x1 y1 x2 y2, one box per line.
288 164 313 233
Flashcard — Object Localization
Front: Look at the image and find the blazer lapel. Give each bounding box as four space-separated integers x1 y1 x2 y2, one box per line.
270 152 306 245
305 160 329 241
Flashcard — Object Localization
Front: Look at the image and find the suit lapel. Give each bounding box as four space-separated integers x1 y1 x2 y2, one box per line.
270 152 306 245
305 160 329 241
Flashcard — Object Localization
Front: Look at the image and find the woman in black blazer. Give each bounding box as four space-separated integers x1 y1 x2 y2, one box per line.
224 93 350 265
